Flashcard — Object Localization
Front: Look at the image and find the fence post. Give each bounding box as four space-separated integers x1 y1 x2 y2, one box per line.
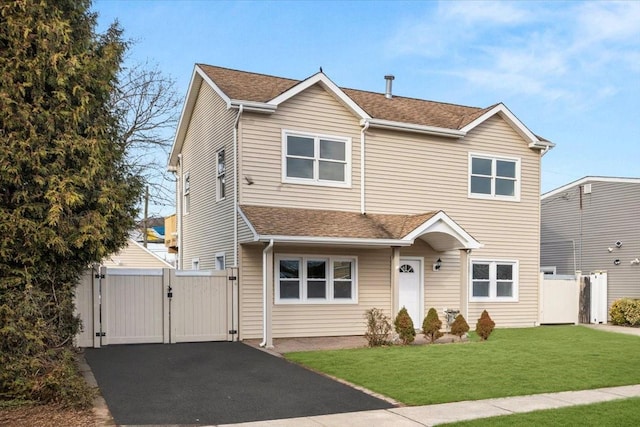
163 268 171 344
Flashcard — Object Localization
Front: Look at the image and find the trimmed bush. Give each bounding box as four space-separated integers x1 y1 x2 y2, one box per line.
364 308 392 347
450 314 470 338
422 308 444 343
394 307 415 345
610 298 640 326
475 310 496 341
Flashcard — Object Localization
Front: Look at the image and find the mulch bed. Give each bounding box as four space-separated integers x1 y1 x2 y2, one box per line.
0 404 97 427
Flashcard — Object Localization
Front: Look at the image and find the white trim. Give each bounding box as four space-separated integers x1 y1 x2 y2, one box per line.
399 256 424 325
230 99 276 113
238 207 259 241
541 266 557 276
403 211 483 250
460 103 549 149
275 254 358 304
364 118 466 138
469 258 519 302
468 152 521 202
259 235 410 246
270 73 370 119
281 129 352 188
175 269 216 277
107 268 164 276
542 176 640 199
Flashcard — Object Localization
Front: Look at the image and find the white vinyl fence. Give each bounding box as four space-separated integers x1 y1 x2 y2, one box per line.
539 272 608 325
75 267 237 347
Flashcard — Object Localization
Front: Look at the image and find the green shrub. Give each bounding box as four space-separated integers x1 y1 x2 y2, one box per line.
450 314 470 338
610 298 640 326
394 307 415 345
475 310 496 341
364 308 392 347
422 308 443 343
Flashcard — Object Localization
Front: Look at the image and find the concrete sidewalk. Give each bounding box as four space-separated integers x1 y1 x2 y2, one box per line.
221 384 640 426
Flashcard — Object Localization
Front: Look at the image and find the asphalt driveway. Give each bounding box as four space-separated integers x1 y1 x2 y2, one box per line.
85 342 393 425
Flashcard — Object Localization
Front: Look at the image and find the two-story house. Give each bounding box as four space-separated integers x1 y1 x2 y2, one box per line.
168 64 553 347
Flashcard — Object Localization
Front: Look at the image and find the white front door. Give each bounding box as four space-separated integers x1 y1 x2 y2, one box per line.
399 258 423 327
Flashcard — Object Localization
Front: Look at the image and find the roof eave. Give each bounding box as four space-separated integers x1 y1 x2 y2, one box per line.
364 118 466 138
230 99 277 113
256 235 412 247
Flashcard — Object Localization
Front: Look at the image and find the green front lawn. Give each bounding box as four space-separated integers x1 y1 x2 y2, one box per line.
285 326 640 406
444 397 640 426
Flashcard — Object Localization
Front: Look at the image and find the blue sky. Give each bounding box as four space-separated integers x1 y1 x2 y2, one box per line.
94 0 640 215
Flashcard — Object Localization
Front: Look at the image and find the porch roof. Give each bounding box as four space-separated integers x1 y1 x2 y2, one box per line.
239 205 482 251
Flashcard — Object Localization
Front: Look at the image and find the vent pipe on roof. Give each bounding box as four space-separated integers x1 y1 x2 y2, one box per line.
384 75 395 99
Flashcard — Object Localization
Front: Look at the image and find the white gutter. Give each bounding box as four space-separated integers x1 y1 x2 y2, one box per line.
360 120 369 214
177 153 183 269
233 105 243 268
257 235 413 247
363 118 466 138
230 100 276 114
260 239 274 347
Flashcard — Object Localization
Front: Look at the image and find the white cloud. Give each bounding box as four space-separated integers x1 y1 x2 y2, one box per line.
386 1 639 107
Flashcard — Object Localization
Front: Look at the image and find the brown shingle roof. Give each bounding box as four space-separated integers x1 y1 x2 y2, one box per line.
197 64 488 130
240 205 437 240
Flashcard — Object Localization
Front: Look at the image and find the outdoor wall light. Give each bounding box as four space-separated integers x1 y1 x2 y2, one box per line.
433 258 442 271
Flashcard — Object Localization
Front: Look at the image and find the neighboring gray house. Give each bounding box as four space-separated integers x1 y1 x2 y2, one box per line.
541 177 640 311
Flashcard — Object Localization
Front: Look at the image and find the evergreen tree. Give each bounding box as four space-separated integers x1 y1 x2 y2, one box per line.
0 0 141 406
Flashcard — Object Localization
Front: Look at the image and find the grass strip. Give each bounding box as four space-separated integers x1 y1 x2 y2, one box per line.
285 326 640 405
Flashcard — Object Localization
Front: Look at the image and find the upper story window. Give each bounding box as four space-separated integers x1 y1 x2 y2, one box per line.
183 171 190 214
217 149 225 201
469 153 520 201
282 130 351 188
470 260 518 302
276 255 357 304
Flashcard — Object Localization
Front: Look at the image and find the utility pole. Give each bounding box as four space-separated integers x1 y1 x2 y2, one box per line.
143 185 149 248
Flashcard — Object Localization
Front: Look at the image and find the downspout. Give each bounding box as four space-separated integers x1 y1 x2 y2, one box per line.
360 120 370 214
233 105 243 268
177 153 183 270
260 239 274 347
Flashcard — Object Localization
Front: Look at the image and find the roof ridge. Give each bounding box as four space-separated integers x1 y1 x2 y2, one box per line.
197 63 300 84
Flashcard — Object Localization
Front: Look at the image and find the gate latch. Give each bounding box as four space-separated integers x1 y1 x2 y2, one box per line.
167 286 173 298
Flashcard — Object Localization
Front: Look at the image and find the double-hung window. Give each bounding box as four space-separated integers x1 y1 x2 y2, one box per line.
282 130 351 188
469 153 520 201
216 149 225 201
276 255 357 304
183 171 190 214
470 260 518 302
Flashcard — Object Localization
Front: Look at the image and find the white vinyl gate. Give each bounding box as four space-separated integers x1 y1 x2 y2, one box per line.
538 272 608 325
75 267 237 347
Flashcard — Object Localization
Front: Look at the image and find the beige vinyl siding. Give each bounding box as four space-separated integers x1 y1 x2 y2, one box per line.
181 83 236 269
240 244 393 339
239 85 361 211
366 116 541 327
102 239 173 268
541 180 640 311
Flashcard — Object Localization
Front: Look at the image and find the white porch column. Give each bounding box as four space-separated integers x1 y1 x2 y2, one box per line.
459 249 470 320
264 244 274 349
391 246 401 319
